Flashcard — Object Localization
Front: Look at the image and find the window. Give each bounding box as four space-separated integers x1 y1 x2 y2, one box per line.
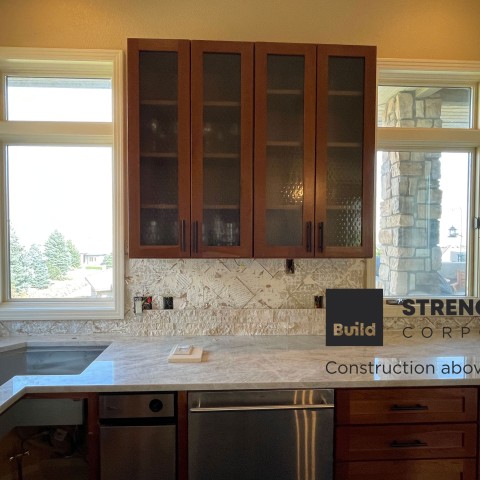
0 48 123 320
374 59 480 301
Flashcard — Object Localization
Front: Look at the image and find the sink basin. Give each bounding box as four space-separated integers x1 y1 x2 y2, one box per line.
0 344 108 384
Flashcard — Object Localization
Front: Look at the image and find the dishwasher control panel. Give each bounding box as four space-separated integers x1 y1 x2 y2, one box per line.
99 393 175 419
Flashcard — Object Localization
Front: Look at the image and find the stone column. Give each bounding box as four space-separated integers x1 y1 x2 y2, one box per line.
378 91 443 296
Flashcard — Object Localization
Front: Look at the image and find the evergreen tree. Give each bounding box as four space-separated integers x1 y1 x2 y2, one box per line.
102 253 113 268
10 228 31 294
28 244 50 289
66 239 81 269
44 230 72 280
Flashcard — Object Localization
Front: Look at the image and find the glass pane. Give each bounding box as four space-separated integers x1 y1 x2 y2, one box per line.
6 77 112 122
202 53 241 247
138 51 180 247
326 147 363 247
378 86 472 128
376 151 470 297
327 57 364 247
7 146 113 299
140 158 179 246
265 55 304 246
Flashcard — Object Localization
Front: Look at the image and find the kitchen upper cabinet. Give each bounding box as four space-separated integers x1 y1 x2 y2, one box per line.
254 43 376 258
128 39 375 258
191 41 253 257
128 39 253 258
128 39 191 258
253 43 317 258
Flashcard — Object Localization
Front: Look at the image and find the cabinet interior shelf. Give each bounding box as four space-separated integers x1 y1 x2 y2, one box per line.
328 90 363 97
141 152 177 158
141 204 177 210
203 101 241 107
203 153 240 159
267 141 303 147
266 204 303 211
267 89 303 95
141 99 178 106
328 142 362 148
204 204 240 210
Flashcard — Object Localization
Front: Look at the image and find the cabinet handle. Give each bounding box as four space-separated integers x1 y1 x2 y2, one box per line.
180 220 186 252
193 221 199 254
318 222 324 252
390 404 429 411
306 221 312 252
390 440 428 448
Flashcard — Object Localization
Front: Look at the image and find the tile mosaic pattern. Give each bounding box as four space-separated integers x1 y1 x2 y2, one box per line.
3 257 478 337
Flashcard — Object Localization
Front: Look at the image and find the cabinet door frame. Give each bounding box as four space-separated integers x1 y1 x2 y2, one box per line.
127 38 191 258
316 44 376 258
254 42 317 258
191 40 254 258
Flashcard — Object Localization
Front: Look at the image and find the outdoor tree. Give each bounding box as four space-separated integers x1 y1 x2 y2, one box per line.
102 253 113 268
44 230 72 280
66 239 81 269
28 244 50 289
10 228 30 294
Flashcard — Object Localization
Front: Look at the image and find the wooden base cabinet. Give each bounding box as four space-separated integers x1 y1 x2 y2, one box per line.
335 388 478 480
336 459 477 480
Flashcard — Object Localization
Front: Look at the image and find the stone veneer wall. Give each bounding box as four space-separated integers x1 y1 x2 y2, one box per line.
378 91 443 296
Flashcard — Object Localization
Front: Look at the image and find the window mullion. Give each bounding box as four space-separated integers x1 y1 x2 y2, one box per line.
0 121 113 144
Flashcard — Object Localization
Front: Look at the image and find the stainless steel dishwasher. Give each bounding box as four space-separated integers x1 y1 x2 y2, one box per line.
99 393 176 480
188 389 334 480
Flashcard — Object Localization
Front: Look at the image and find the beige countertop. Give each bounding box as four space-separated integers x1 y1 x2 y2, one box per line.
1 332 480 414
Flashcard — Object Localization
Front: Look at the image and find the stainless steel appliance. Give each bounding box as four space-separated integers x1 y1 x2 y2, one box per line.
99 393 176 480
188 389 334 480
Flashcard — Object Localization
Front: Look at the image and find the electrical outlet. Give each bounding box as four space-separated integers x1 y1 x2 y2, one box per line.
285 259 295 274
133 296 153 314
163 296 174 310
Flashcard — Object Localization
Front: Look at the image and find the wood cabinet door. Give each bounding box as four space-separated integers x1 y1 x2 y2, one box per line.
191 41 253 258
316 44 376 258
128 38 191 258
336 387 478 425
254 42 316 258
335 459 476 480
336 423 477 461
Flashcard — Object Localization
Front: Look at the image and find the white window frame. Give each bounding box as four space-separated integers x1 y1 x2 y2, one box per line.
370 58 480 316
0 47 124 321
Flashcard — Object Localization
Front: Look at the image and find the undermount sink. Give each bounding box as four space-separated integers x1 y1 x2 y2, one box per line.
0 344 108 385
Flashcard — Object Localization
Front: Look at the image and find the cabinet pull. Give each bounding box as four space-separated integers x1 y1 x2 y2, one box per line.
390 439 428 448
306 221 312 252
180 220 186 252
193 221 199 254
390 404 429 411
318 222 324 252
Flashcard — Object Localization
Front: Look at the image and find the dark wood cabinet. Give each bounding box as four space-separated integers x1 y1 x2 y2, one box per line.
128 38 253 258
190 41 253 258
254 43 375 258
128 39 375 258
335 387 478 480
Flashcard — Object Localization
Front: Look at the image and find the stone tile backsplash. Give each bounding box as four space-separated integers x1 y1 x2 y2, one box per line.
3 257 478 336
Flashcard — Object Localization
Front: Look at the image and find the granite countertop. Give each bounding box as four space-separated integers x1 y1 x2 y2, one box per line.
1 332 480 414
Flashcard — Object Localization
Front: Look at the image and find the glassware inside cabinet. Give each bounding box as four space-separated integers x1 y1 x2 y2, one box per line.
201 52 242 247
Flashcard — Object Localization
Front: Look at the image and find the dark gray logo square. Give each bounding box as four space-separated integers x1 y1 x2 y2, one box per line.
326 289 383 346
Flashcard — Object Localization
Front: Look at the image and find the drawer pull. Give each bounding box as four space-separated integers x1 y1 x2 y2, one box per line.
390 404 428 411
390 440 428 448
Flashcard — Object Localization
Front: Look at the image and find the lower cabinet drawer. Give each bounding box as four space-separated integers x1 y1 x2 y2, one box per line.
335 459 477 480
336 423 477 461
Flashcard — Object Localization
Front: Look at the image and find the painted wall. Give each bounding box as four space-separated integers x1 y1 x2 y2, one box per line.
1 0 480 60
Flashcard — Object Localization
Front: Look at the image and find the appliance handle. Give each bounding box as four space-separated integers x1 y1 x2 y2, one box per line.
190 404 334 412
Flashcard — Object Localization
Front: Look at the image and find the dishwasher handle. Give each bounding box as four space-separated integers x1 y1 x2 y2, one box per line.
190 403 334 413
